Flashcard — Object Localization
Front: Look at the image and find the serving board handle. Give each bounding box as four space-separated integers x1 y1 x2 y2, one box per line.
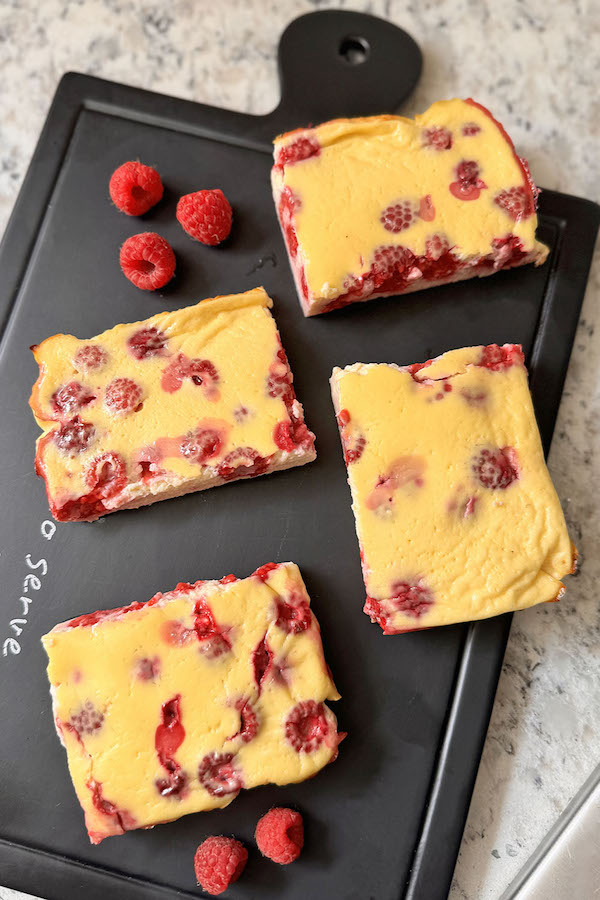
259 10 422 139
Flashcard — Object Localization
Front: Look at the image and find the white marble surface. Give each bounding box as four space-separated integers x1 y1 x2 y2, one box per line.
0 2 598 899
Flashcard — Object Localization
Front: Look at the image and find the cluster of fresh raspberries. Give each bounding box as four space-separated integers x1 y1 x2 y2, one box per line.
194 807 304 895
109 160 233 290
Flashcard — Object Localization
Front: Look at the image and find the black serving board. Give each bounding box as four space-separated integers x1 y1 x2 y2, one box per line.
0 10 597 900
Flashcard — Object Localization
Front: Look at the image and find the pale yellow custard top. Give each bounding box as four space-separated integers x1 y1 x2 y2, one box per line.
42 562 342 843
331 345 575 633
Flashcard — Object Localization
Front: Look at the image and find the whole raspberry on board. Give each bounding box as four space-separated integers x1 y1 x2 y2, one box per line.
255 807 304 864
176 189 232 245
109 161 163 216
194 836 248 895
119 232 175 290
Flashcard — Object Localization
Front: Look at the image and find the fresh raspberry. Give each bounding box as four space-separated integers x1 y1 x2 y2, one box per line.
256 808 304 865
120 232 175 290
109 161 163 216
276 135 320 168
74 344 108 372
127 326 168 359
422 126 453 150
478 343 524 370
198 752 243 797
389 581 434 617
275 597 312 634
462 122 481 136
104 377 143 415
176 189 232 246
51 381 95 417
217 447 269 482
449 160 487 201
494 185 534 222
380 199 417 233
54 416 95 454
285 700 331 753
472 446 519 489
194 836 248 896
69 700 104 736
252 635 273 691
85 452 127 498
228 698 259 743
180 427 224 464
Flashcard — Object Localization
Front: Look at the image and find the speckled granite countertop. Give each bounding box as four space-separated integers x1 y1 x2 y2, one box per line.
1 2 598 899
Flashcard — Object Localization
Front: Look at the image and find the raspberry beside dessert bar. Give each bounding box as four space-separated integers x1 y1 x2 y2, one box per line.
330 345 576 632
30 288 315 522
42 562 342 843
272 99 549 316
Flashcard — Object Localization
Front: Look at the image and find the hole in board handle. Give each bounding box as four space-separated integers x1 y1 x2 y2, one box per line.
339 36 370 65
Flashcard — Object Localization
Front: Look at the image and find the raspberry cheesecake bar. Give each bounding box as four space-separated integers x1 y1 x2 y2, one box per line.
42 562 343 843
30 288 315 522
272 99 548 316
331 345 576 632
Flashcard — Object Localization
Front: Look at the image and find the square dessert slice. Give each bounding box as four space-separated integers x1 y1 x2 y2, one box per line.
30 287 315 522
272 99 549 316
330 345 576 632
42 562 343 843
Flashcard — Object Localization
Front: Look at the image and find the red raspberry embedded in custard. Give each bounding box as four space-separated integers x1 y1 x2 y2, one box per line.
69 700 104 736
472 446 520 489
462 122 481 136
255 807 304 865
494 186 535 222
266 348 293 400
104 377 143 415
285 700 330 753
276 134 320 168
422 126 453 150
478 343 524 370
418 194 436 222
194 599 232 658
449 160 487 201
180 427 224 464
253 634 273 691
198 751 243 797
372 244 416 279
74 344 108 372
273 417 313 453
389 581 434 618
134 656 161 681
194 836 248 896
252 562 278 581
228 698 259 743
176 189 232 246
109 161 163 216
217 447 270 482
275 593 312 634
364 596 389 630
127 326 168 360
380 199 418 233
52 381 95 417
85 451 127 498
53 416 96 454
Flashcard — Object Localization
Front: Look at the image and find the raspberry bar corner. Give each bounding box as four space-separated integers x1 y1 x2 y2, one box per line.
42 561 343 843
330 344 576 632
30 287 315 522
272 99 549 316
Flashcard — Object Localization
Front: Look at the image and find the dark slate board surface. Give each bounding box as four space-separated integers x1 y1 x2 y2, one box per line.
0 10 597 900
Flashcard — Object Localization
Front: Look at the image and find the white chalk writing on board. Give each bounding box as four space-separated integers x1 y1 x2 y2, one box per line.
2 520 56 658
